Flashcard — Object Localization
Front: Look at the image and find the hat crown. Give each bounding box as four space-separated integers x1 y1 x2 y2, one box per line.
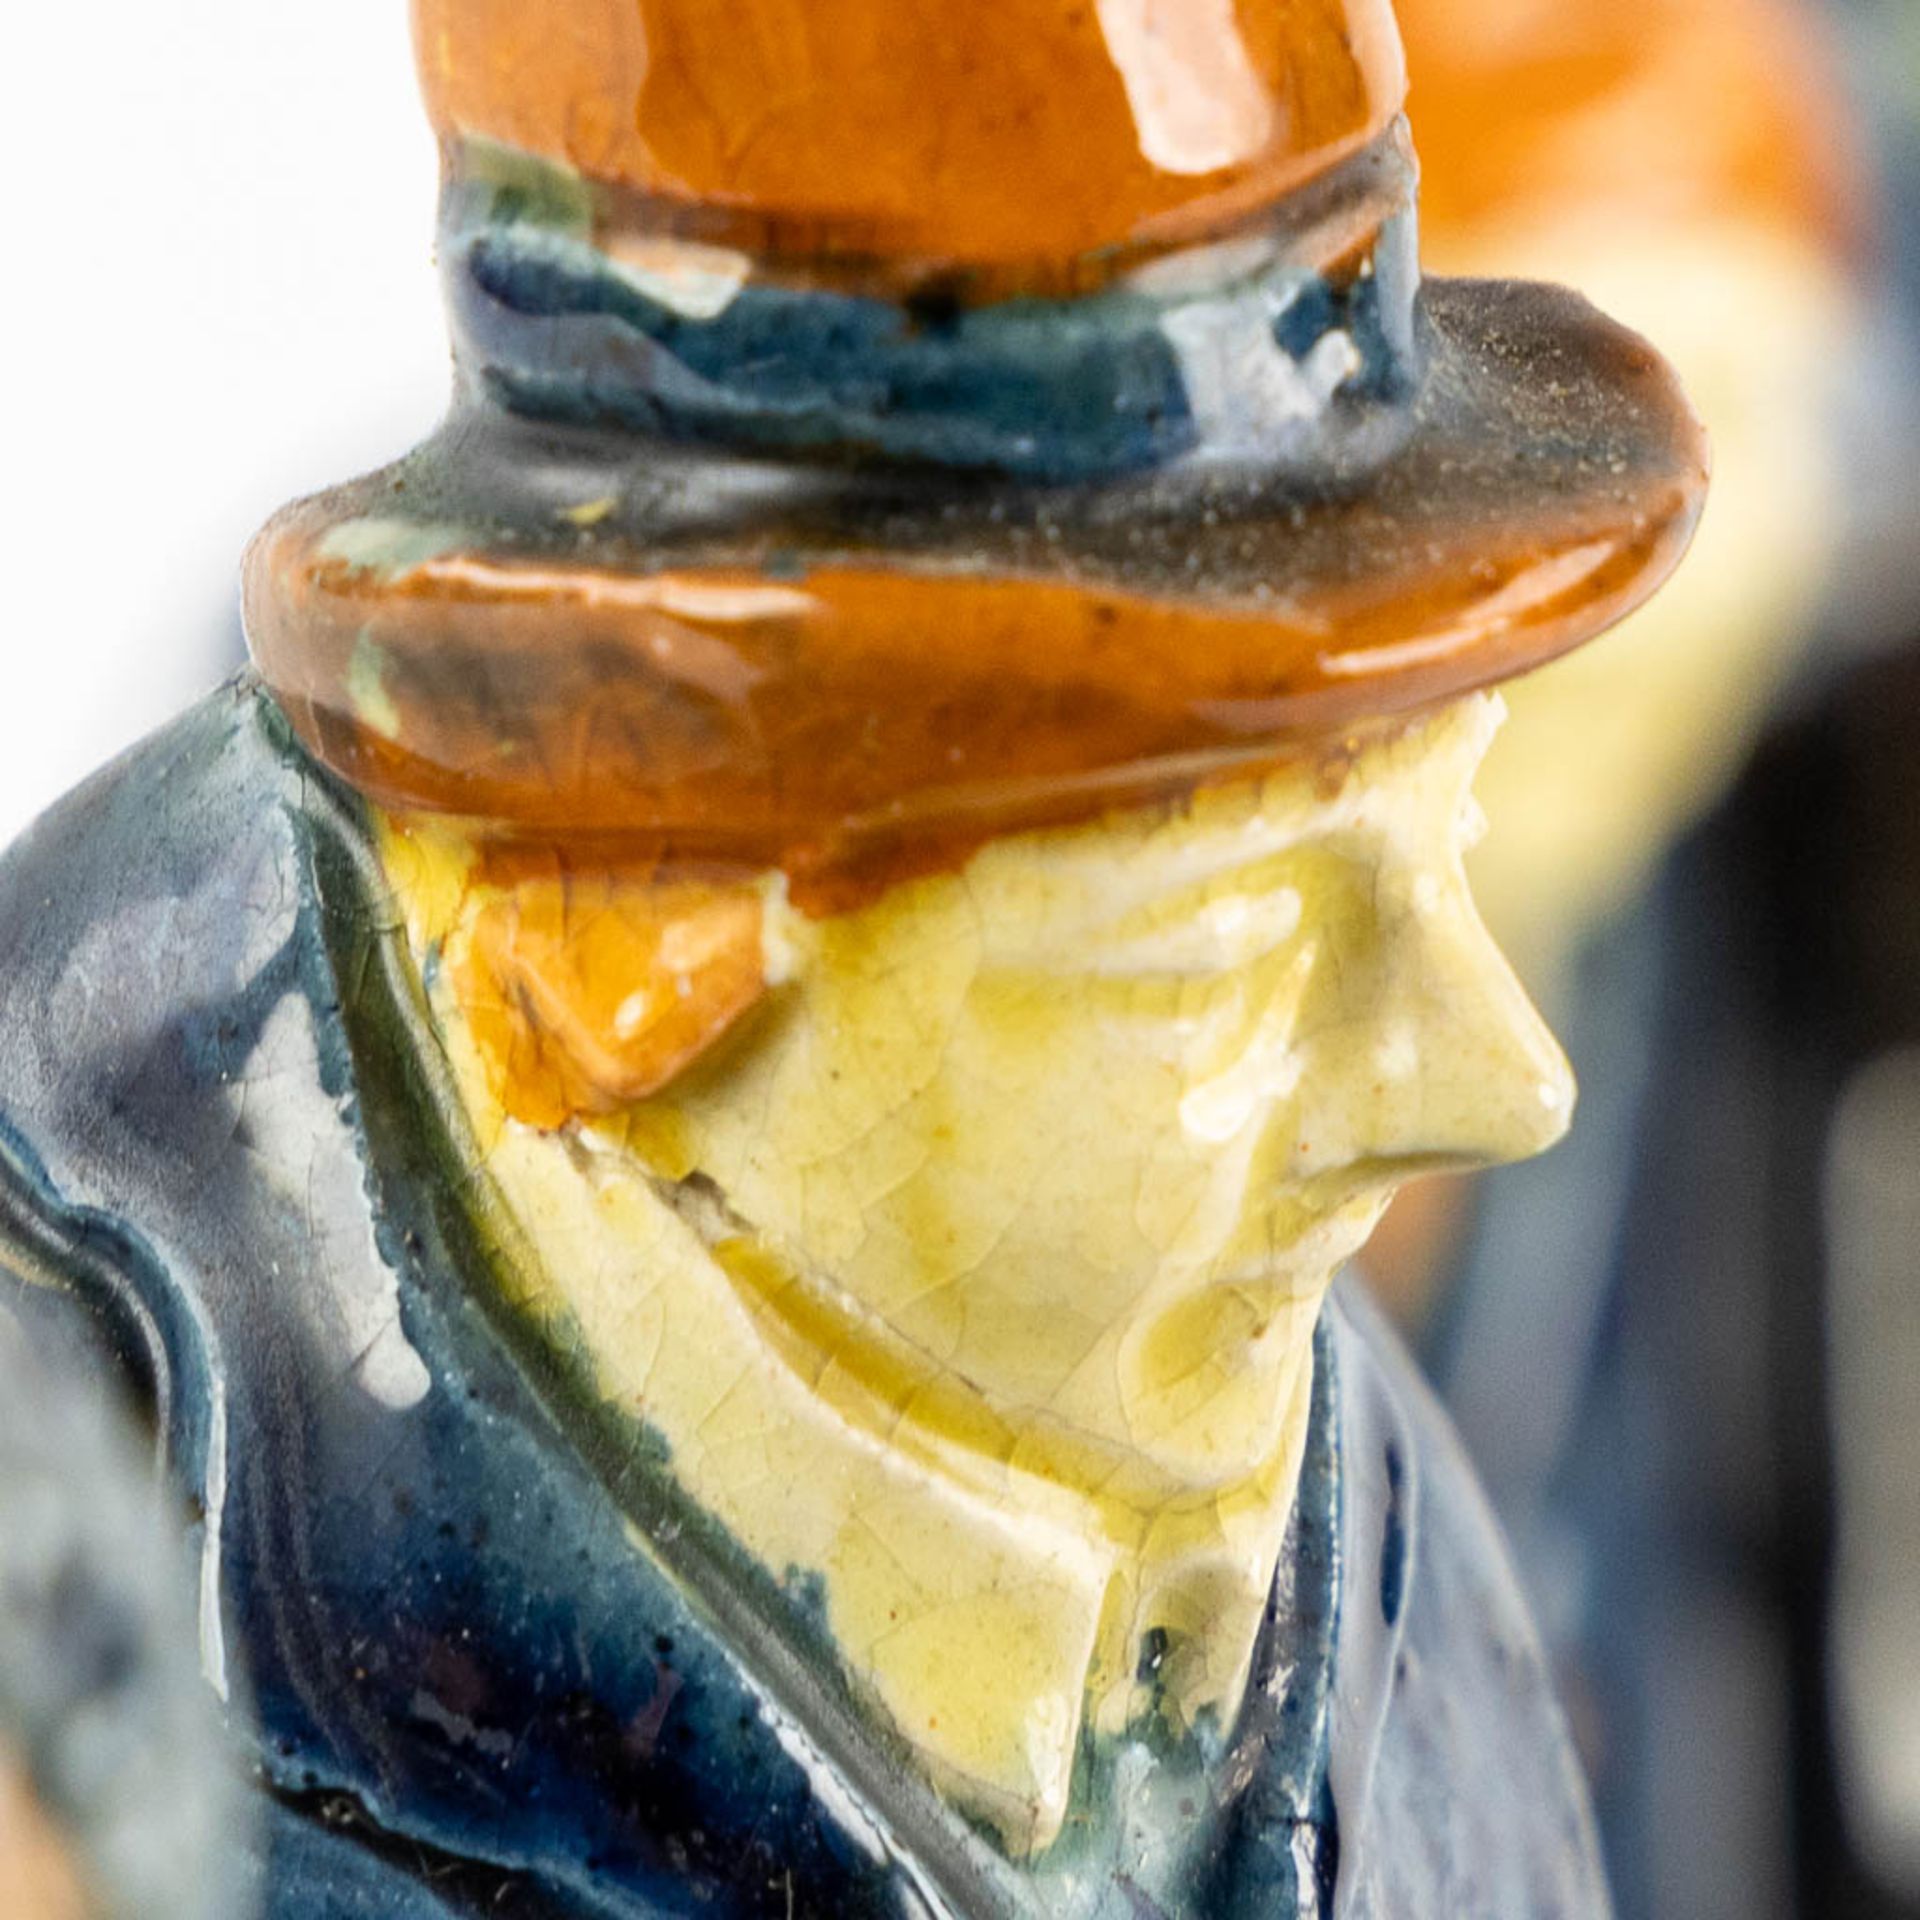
412 0 1407 271
242 0 1706 894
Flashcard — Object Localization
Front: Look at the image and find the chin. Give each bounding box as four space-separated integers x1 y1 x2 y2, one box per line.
1243 1183 1405 1298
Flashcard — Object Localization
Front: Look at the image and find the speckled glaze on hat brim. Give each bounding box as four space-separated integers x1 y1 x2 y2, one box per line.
246 277 1707 895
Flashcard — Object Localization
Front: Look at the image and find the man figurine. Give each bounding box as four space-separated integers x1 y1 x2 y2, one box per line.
0 1 1704 1913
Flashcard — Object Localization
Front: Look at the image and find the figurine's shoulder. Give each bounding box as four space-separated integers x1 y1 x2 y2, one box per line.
0 677 342 1275
0 682 957 1919
0 671 310 883
0 676 368 1309
1325 1280 1612 1919
0 675 328 1083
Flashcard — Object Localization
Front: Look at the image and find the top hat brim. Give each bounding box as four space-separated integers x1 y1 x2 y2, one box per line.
247 277 1708 880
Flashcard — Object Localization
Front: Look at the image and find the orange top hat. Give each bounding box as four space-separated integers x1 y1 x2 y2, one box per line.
245 0 1708 902
413 0 1408 280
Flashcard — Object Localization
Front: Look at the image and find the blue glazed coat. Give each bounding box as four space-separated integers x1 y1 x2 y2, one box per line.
0 682 1609 1919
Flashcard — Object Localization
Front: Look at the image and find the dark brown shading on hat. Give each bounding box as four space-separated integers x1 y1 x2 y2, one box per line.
249 278 1706 899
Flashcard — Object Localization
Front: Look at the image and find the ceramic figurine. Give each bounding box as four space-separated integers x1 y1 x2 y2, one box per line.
0 1 1706 1913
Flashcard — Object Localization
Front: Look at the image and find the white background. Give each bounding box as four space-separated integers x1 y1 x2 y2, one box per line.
0 3 445 844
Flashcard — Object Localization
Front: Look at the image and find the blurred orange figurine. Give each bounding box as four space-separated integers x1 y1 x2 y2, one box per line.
1364 0 1866 1325
1401 0 1867 979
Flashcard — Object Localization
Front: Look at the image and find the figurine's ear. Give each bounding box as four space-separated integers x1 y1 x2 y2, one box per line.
451 870 772 1129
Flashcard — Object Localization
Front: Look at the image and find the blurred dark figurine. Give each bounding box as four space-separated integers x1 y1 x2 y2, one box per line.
0 1315 248 1918
1354 4 1920 1919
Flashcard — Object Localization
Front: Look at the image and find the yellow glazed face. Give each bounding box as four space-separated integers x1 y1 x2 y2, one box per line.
381 691 1572 1851
606 692 1568 1486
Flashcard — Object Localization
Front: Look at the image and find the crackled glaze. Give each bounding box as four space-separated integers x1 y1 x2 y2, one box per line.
380 696 1568 1849
0 0 1714 1910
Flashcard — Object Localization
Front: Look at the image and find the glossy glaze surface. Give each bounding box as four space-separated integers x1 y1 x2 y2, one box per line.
253 0 1713 918
0 684 1613 1915
249 279 1704 901
38 0 1709 1905
374 698 1570 1849
414 0 1406 278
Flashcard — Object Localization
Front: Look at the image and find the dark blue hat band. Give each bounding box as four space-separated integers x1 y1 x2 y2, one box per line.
441 132 1423 487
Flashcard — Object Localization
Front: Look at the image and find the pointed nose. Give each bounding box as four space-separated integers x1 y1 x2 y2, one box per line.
1290 870 1574 1181
1407 898 1574 1167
